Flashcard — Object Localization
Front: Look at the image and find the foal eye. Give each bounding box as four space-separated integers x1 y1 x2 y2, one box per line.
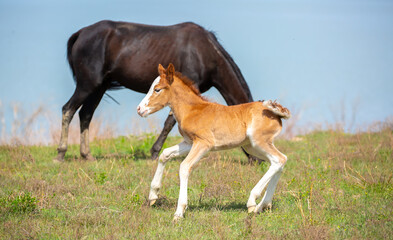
154 88 161 93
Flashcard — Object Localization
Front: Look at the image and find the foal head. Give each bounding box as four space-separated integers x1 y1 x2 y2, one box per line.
137 64 175 117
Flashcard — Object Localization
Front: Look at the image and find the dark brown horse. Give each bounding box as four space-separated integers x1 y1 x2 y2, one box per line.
54 20 253 162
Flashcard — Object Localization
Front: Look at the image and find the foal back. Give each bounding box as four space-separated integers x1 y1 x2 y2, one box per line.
179 101 285 151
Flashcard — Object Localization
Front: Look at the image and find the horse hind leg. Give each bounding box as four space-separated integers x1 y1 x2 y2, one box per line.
256 169 282 212
53 86 92 163
78 87 106 161
243 141 287 213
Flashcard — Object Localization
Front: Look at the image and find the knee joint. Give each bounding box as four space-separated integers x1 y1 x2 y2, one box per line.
158 152 169 163
159 148 175 163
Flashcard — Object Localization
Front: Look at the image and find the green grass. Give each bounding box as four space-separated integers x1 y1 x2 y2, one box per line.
0 129 392 239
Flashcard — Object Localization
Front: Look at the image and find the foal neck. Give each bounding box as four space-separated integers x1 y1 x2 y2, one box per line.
168 78 207 121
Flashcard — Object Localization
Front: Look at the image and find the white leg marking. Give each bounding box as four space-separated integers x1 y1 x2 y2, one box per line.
256 170 282 211
149 142 191 203
247 162 282 209
245 142 286 212
174 142 209 219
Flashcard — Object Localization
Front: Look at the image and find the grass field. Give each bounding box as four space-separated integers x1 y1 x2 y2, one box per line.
0 126 392 239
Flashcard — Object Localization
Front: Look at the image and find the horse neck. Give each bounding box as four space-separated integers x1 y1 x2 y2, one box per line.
168 80 206 123
214 62 253 105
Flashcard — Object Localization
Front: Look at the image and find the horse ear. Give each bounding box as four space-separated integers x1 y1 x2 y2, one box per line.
166 63 175 85
158 64 165 75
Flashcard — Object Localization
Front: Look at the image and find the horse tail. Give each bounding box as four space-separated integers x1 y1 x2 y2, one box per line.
66 30 80 82
261 100 291 119
207 32 254 102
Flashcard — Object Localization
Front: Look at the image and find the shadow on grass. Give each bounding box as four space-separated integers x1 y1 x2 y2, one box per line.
63 153 150 162
149 197 246 212
62 152 193 162
189 201 246 212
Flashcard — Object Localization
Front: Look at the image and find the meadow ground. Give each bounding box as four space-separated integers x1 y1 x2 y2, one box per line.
0 126 392 239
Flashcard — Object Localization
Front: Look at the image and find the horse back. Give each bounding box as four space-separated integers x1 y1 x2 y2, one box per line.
68 20 219 93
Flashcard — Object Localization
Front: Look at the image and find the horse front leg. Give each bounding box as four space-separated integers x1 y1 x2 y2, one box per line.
150 114 176 160
174 142 210 221
149 141 191 206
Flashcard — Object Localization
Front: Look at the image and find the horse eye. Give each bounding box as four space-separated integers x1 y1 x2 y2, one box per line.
154 88 161 93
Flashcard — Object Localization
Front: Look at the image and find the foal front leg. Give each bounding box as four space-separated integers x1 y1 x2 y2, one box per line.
174 142 210 221
149 141 191 206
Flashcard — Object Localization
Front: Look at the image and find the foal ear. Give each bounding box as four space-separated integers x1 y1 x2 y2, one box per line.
166 63 175 85
158 64 166 75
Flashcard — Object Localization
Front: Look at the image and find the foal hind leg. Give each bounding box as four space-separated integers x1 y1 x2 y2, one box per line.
256 169 282 212
150 114 176 160
149 141 191 206
78 87 106 161
244 142 287 213
53 86 91 162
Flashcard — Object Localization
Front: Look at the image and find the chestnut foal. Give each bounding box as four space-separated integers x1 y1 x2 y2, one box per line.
137 64 291 221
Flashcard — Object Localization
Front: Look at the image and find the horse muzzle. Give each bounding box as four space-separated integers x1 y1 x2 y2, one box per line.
137 105 149 117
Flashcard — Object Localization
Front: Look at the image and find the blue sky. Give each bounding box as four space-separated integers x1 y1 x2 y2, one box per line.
0 0 392 136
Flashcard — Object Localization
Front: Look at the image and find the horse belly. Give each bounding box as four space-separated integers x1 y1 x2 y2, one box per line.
114 69 155 93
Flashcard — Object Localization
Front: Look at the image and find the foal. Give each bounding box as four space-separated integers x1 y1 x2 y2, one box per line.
137 64 291 221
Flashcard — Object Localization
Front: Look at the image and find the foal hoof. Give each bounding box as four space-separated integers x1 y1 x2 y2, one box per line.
258 203 272 212
173 215 183 223
149 199 157 206
248 206 256 214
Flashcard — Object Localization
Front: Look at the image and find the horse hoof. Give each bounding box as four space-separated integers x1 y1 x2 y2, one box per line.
149 199 157 206
248 206 256 213
83 154 96 161
173 215 183 223
151 151 159 160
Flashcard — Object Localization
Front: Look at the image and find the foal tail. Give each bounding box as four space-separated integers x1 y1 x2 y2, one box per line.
261 100 291 119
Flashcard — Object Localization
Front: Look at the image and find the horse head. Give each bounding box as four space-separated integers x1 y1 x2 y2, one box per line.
137 64 175 117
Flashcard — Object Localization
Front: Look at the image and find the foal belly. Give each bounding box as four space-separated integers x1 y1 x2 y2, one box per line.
211 135 249 151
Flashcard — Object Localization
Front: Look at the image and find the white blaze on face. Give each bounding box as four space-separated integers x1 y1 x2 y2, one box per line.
137 76 160 117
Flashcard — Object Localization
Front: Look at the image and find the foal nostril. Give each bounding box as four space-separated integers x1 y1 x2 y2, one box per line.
137 106 140 112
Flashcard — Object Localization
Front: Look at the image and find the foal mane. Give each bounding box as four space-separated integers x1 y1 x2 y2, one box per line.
174 72 208 101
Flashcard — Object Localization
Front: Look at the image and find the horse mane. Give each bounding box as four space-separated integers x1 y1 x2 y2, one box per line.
206 32 253 102
174 72 208 101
